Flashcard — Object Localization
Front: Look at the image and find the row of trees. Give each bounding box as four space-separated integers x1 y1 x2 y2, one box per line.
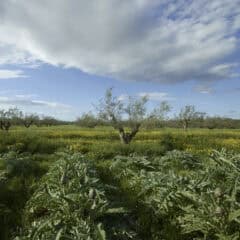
95 89 206 143
0 108 68 131
75 89 204 143
77 92 206 130
1 89 239 143
76 89 240 143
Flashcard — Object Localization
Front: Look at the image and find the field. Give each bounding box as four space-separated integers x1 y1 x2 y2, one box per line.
1 126 240 239
2 125 240 154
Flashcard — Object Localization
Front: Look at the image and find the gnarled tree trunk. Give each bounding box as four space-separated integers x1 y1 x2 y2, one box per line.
23 120 34 128
118 124 140 144
0 120 3 130
183 120 189 131
0 120 11 131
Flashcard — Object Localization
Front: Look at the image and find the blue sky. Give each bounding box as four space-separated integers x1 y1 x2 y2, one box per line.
0 0 239 120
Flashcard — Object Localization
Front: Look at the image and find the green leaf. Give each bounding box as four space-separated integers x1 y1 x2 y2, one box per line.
96 223 106 240
106 207 129 214
229 209 240 222
55 228 64 240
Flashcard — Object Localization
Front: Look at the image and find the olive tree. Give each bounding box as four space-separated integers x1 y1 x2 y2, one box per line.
40 116 59 126
145 101 171 128
178 105 205 130
76 112 99 128
21 113 40 128
96 88 148 144
151 101 171 120
0 108 22 131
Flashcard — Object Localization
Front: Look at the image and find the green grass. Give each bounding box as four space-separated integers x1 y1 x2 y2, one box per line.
4 125 240 156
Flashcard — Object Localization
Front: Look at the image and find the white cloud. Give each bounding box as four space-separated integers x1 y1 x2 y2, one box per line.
138 92 175 101
0 69 26 79
0 94 73 112
117 94 129 101
31 100 72 109
194 85 213 94
118 92 174 101
15 94 38 99
0 0 239 83
0 92 77 120
0 43 39 67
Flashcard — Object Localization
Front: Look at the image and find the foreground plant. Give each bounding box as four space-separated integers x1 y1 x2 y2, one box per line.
15 153 109 240
13 149 240 239
98 150 240 239
15 152 139 240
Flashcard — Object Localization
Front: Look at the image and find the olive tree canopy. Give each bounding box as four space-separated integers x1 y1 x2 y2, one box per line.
150 101 172 120
0 108 22 131
96 88 148 144
21 113 40 128
179 105 206 130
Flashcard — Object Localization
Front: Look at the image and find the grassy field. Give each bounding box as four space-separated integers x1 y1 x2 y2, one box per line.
3 125 240 155
1 126 240 239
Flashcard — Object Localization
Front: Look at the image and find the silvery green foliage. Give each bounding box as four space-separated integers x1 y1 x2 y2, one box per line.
178 105 205 130
15 152 108 240
150 101 171 121
107 150 240 239
13 150 240 239
0 108 22 131
178 150 240 239
96 88 148 144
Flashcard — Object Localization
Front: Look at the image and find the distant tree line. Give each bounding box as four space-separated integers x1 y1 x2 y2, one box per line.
142 117 240 129
75 89 240 132
74 89 240 144
1 90 239 135
0 108 71 131
76 110 240 130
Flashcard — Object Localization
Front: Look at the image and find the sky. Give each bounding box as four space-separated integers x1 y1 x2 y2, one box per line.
0 0 239 120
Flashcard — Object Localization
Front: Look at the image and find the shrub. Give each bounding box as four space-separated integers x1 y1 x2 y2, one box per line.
76 112 99 128
15 152 139 240
0 152 47 240
96 150 240 239
0 132 61 154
